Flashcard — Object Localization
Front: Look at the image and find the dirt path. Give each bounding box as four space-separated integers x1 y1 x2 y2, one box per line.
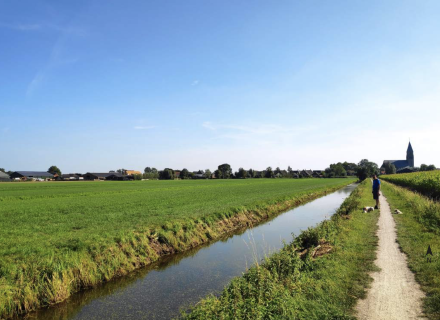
355 192 425 320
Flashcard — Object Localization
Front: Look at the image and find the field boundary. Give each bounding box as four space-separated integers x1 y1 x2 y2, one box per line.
1 180 354 320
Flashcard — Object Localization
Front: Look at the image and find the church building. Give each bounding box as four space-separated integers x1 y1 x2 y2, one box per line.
382 142 414 171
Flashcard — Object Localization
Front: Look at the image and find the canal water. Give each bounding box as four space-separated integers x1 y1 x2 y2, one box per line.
26 184 357 320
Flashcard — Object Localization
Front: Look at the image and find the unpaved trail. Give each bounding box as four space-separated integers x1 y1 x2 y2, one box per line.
355 192 425 320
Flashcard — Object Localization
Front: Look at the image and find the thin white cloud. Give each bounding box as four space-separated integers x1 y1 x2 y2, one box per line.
191 80 199 86
26 73 45 96
9 23 42 31
202 121 216 130
0 22 86 35
134 126 156 130
25 25 82 97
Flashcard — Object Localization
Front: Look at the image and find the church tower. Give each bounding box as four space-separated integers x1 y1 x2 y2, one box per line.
406 141 414 167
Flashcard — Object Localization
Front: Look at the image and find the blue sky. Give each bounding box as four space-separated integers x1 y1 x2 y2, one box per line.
1 0 440 172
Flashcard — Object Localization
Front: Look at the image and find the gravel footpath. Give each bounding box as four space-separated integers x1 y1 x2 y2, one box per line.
355 192 425 320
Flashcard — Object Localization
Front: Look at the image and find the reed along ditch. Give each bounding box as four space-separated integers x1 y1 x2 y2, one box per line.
23 184 358 320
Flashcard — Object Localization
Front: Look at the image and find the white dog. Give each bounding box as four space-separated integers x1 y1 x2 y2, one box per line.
362 207 375 213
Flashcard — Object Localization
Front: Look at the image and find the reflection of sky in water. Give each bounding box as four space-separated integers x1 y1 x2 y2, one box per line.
27 184 357 320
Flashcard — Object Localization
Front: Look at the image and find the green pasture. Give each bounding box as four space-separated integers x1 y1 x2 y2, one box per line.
0 178 354 318
0 179 354 258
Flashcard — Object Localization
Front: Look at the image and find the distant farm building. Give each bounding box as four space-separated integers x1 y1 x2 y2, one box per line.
61 174 84 180
10 171 54 180
396 167 417 174
313 170 324 178
0 171 10 182
125 170 142 175
83 172 125 181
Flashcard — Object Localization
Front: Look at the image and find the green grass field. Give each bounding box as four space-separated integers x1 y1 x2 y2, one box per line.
0 178 354 319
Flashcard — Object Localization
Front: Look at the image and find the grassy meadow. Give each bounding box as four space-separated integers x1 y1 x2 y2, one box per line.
0 178 354 318
183 179 379 319
381 181 440 319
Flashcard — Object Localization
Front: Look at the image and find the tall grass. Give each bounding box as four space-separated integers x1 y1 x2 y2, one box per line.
182 180 379 319
381 171 440 200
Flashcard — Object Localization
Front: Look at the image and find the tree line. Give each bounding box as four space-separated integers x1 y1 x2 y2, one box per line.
381 162 437 174
2 160 436 182
142 160 382 181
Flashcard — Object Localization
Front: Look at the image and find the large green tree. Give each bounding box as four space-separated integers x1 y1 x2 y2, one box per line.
0 168 5 173
180 168 190 179
204 169 212 179
356 159 379 181
325 162 347 177
265 167 274 178
382 162 396 174
217 163 232 179
48 165 61 176
159 168 174 180
420 164 437 171
235 168 248 179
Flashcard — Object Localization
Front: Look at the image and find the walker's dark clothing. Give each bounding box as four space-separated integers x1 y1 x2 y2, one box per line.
373 178 381 191
372 178 381 200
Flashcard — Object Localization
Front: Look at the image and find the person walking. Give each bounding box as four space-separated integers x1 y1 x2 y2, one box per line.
372 174 381 209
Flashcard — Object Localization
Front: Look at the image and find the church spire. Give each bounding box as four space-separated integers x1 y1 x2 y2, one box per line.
407 141 414 167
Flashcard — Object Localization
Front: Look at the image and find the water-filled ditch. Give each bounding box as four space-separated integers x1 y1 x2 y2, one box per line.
25 183 357 320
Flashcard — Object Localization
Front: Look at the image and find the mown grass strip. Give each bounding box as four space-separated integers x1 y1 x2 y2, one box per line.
381 181 440 319
0 179 354 319
182 180 379 320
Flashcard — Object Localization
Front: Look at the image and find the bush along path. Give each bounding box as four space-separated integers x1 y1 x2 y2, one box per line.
379 181 440 319
182 180 379 320
355 187 426 320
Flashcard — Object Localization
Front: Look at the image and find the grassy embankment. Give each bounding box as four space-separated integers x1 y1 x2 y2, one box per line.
380 177 440 319
182 179 379 320
0 178 354 319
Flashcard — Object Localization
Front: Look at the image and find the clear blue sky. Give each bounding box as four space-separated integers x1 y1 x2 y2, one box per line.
1 0 439 172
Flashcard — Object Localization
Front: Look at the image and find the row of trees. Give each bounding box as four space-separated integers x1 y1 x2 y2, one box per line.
150 161 380 181
420 164 437 171
382 162 437 175
324 160 379 181
2 160 436 182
